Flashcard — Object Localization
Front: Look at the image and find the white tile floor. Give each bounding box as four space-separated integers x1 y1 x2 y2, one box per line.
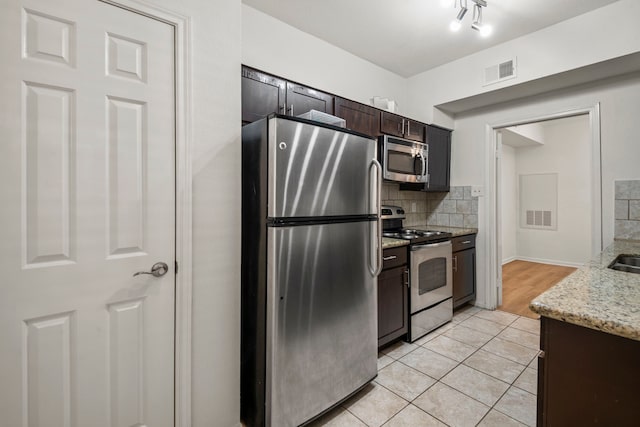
309 306 540 427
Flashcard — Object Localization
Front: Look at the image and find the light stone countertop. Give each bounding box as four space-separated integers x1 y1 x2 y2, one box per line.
382 238 409 249
530 239 640 341
412 225 478 237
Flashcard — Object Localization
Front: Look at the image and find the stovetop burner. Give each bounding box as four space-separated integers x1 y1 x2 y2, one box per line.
381 204 452 244
382 228 452 244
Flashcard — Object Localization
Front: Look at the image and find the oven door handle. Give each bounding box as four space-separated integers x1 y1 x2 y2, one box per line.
411 240 452 251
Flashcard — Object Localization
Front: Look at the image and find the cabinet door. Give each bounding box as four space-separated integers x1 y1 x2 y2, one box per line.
453 247 476 308
334 97 380 137
380 111 404 138
286 82 334 117
241 67 286 124
378 265 409 347
426 125 451 191
404 120 426 142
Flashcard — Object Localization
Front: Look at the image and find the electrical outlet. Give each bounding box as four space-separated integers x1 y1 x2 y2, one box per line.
471 186 484 197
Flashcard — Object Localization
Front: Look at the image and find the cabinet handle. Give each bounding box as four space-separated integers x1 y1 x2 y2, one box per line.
383 255 397 261
453 255 458 272
281 102 286 113
407 120 411 135
404 269 410 288
289 104 294 116
538 350 545 359
462 240 471 244
401 119 405 135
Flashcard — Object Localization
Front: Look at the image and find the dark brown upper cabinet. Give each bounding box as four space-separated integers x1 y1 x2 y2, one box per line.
399 124 451 192
425 125 451 192
241 66 334 125
241 67 286 124
334 97 381 138
380 111 425 142
286 82 334 117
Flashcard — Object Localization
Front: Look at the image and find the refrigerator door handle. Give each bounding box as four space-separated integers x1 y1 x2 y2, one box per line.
369 159 383 276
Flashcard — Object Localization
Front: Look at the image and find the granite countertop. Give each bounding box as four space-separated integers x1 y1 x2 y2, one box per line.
530 239 640 341
413 225 478 238
382 238 409 249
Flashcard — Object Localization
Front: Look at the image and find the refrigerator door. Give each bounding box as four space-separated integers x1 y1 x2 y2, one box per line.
266 221 377 427
268 117 378 218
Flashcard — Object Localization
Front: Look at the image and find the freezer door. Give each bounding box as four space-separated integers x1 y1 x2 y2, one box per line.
266 221 377 427
268 117 378 218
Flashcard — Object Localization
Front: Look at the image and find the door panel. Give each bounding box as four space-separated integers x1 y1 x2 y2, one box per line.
242 67 286 124
426 125 451 191
286 82 334 117
0 1 175 425
268 118 378 218
334 97 381 138
267 221 377 426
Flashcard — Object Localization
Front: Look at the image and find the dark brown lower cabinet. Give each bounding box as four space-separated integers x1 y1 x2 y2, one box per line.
538 317 640 426
452 235 476 309
378 246 408 348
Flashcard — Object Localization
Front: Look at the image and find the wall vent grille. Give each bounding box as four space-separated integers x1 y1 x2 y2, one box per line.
484 58 517 86
526 210 553 228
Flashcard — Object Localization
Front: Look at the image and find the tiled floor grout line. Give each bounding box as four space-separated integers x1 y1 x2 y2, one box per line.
390 311 536 426
367 309 539 427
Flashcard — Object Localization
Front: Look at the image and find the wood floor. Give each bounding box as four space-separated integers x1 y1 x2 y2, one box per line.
499 260 577 319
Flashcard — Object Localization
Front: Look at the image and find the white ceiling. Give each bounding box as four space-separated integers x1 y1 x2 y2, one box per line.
243 0 620 77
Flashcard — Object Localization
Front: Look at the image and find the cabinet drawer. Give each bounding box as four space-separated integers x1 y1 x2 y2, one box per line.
452 234 476 252
382 246 407 270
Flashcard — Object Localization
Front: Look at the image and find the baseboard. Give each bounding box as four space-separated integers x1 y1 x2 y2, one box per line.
513 256 585 269
502 256 517 265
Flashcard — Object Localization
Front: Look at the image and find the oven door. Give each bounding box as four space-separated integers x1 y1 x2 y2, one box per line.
382 136 428 183
410 241 452 313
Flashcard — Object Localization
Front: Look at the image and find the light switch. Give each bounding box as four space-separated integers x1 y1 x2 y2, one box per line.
411 202 417 212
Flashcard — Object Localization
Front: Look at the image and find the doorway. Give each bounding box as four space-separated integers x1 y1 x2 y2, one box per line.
484 106 602 311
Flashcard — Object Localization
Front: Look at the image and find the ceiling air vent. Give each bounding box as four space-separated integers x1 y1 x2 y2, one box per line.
483 58 516 86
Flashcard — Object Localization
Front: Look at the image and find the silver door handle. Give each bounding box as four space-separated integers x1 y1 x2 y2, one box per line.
369 159 383 276
453 256 458 272
133 262 169 278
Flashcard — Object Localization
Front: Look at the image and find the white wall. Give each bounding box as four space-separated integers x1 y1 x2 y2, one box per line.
453 72 640 307
514 115 591 266
508 123 545 145
501 143 517 264
242 4 407 113
406 0 640 126
142 0 242 426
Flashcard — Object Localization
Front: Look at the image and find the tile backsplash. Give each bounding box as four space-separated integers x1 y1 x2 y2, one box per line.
382 183 478 228
615 180 640 240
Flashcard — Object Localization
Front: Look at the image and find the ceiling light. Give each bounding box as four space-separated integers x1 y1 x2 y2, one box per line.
450 0 467 32
451 0 492 36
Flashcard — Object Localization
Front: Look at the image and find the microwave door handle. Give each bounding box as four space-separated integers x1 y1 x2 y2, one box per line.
421 154 428 181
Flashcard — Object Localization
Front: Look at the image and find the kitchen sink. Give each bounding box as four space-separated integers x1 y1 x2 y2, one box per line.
608 254 640 274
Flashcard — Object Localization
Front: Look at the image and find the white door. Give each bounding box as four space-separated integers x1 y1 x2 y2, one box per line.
0 0 176 425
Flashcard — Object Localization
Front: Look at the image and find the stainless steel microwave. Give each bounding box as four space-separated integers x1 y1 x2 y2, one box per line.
380 135 429 183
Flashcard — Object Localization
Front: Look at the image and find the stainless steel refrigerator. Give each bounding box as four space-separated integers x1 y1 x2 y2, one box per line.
241 115 381 427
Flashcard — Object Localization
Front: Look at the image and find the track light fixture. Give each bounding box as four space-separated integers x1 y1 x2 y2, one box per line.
450 0 492 37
